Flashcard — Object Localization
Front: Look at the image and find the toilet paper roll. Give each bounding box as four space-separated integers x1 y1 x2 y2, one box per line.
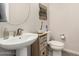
61 36 65 39
60 34 65 40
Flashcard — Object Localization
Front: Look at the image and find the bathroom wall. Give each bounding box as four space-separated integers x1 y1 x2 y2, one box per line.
0 3 41 56
48 3 79 54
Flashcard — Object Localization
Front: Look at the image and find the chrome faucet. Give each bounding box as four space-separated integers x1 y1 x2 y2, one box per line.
16 28 24 36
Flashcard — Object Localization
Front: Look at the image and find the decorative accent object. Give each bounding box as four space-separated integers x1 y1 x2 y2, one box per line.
39 4 47 20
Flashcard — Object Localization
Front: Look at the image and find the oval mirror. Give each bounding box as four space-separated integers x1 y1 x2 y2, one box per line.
8 3 30 25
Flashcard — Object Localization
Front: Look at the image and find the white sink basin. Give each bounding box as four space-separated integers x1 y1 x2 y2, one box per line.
0 33 38 56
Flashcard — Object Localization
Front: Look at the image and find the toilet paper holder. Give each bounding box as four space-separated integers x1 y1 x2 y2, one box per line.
60 34 65 41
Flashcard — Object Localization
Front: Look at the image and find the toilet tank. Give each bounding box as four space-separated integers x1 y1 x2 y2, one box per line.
47 31 51 43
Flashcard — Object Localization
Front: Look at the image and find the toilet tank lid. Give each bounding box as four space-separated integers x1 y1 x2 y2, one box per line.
48 40 64 47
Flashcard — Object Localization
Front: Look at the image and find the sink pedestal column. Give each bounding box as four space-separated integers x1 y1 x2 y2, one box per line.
16 47 28 56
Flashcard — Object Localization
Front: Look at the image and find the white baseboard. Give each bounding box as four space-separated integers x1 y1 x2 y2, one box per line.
63 48 79 56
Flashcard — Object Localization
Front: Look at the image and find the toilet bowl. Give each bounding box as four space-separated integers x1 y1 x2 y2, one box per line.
48 40 64 56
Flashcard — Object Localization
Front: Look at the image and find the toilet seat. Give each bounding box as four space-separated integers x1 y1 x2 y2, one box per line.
48 40 64 50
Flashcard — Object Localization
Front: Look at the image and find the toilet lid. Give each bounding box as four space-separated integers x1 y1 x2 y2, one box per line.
48 40 64 47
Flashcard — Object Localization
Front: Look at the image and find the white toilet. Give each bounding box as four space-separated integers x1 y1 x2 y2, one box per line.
48 40 64 56
47 31 64 56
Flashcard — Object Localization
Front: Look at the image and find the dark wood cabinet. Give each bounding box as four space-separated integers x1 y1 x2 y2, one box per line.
31 33 48 56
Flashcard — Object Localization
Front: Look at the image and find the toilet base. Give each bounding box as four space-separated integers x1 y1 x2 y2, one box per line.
53 50 62 56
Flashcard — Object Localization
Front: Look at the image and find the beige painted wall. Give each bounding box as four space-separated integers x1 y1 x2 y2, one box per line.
9 3 30 25
48 3 79 52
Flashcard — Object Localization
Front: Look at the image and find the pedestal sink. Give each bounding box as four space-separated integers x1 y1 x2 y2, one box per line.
0 33 38 56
